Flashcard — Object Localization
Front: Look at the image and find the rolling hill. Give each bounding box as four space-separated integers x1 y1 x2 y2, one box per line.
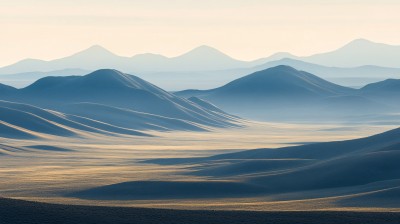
361 78 400 95
251 58 400 87
0 69 241 137
0 83 16 95
359 79 400 107
175 66 398 121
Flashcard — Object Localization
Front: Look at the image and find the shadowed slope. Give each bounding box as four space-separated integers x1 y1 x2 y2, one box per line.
69 181 265 200
340 187 400 208
145 127 400 166
0 83 16 94
63 102 208 131
26 145 74 152
0 144 29 155
0 100 150 138
0 106 76 137
0 122 38 139
249 150 400 193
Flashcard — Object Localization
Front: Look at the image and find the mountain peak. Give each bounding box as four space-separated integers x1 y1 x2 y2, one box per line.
83 69 141 88
216 65 353 98
23 69 161 96
71 45 117 58
265 65 297 72
342 38 393 49
349 38 374 44
177 45 232 59
192 45 220 52
268 52 296 59
86 69 124 78
86 44 111 52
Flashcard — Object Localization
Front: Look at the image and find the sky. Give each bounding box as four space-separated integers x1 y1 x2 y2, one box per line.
1 0 400 66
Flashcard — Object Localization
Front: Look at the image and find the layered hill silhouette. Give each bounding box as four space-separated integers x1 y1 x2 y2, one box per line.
254 39 400 68
2 39 400 90
1 66 397 124
250 58 400 87
176 66 399 121
2 39 400 75
0 45 247 75
0 69 241 138
298 39 400 67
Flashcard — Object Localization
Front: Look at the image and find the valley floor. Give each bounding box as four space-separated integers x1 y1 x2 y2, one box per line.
0 122 398 211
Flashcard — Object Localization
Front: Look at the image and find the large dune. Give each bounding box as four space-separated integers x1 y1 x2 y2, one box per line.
2 197 399 224
69 180 265 200
133 127 400 205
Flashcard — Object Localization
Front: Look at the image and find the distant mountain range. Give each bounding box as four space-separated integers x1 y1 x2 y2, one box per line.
0 45 249 75
176 66 400 122
2 38 400 75
300 39 400 67
1 39 399 90
0 69 241 139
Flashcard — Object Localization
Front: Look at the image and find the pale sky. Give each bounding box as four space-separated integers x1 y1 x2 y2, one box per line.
1 0 400 66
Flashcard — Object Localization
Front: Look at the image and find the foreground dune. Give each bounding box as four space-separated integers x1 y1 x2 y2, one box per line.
1 197 400 224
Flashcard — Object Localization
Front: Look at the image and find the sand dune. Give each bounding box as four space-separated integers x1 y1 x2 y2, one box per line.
145 127 400 165
340 187 400 208
26 145 74 152
2 197 400 224
249 150 400 193
69 180 265 200
0 106 76 137
0 144 27 155
132 127 400 204
63 102 210 131
189 159 314 177
0 100 150 138
0 121 38 139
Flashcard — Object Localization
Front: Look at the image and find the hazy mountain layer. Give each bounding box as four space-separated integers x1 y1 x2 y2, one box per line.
176 66 399 121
